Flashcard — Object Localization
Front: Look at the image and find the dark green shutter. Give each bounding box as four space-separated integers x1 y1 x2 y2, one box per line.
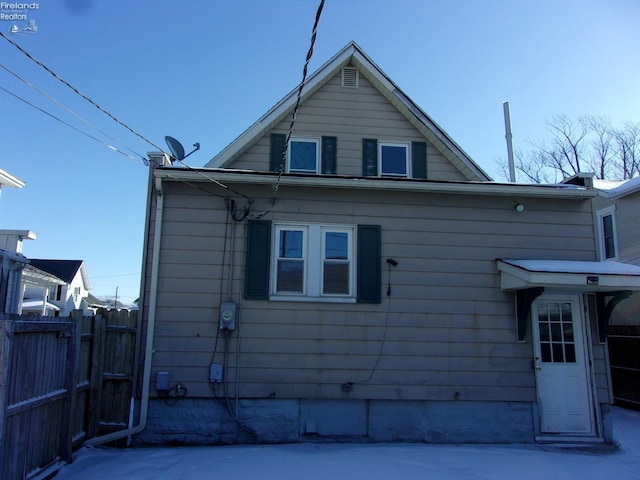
321 136 337 174
357 224 381 303
244 220 271 300
270 133 286 172
362 139 378 176
411 141 427 179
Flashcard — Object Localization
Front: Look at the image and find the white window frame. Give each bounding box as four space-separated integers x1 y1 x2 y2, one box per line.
271 223 356 302
287 137 320 174
379 141 410 177
596 205 618 260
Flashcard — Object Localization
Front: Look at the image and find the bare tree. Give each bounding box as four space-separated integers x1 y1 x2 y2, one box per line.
583 115 614 179
496 115 640 182
613 121 640 179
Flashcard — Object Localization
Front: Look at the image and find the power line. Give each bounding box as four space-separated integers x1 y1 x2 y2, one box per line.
0 85 145 162
0 30 168 154
0 62 147 162
252 0 325 219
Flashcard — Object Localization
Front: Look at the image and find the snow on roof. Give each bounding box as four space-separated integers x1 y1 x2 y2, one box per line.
500 259 640 276
594 176 640 198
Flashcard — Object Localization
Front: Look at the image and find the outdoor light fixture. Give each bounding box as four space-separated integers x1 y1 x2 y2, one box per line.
515 204 525 213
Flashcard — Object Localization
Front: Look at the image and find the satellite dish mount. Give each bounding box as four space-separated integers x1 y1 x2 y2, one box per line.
165 136 200 162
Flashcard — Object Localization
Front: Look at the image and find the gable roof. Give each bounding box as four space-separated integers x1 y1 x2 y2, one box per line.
29 259 90 289
206 41 491 182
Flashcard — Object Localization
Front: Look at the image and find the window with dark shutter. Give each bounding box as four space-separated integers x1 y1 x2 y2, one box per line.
270 134 287 172
411 141 427 179
357 224 381 303
362 139 378 176
244 220 272 299
321 136 337 174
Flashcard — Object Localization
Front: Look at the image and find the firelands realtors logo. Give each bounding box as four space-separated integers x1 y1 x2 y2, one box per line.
1 2 39 34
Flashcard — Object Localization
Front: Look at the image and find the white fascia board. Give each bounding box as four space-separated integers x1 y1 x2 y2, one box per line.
156 168 598 199
22 265 66 286
0 168 25 188
497 259 640 291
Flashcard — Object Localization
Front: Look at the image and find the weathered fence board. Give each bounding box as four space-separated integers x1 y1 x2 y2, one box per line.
0 318 76 480
608 325 640 410
0 309 138 480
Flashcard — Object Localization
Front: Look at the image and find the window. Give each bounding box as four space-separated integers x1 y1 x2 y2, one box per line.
597 206 617 260
49 285 59 301
272 224 354 299
270 134 337 175
288 138 319 173
380 142 409 177
362 139 426 178
245 221 380 303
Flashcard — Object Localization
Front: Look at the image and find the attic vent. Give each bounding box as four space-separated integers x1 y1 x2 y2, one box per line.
342 67 359 88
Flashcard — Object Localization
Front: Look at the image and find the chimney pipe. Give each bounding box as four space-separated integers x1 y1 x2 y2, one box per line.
503 101 516 182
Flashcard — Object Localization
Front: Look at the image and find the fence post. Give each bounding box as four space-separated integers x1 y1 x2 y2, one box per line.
88 311 106 438
59 318 78 464
0 319 14 480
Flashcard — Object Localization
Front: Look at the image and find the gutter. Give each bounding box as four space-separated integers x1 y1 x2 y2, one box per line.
156 168 599 199
83 172 166 446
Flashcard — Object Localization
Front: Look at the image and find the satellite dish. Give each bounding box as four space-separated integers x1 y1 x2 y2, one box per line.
165 136 200 162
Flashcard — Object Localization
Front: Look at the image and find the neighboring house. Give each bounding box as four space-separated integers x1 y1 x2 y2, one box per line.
592 177 640 324
0 170 27 314
135 42 640 446
0 229 33 315
23 259 92 316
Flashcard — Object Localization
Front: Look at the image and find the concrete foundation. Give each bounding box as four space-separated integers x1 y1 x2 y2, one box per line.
135 398 537 445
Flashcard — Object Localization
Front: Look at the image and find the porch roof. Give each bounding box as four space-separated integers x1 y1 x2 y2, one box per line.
497 259 640 292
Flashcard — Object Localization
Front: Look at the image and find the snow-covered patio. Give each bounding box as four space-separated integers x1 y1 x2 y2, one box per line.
54 407 640 480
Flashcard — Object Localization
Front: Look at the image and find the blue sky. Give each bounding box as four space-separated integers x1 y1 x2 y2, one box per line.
1 0 638 304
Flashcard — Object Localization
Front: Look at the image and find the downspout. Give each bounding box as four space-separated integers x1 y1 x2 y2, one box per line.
84 164 166 446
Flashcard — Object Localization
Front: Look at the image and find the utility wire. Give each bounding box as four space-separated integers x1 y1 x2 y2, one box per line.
252 0 325 219
0 85 144 162
0 31 167 154
0 62 147 162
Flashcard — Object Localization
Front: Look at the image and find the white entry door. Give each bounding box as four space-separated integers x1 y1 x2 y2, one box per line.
531 295 594 435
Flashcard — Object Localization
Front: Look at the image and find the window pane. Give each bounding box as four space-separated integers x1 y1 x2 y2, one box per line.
290 141 317 172
562 321 574 343
325 232 348 259
602 215 616 258
550 323 562 342
539 321 550 342
552 343 564 362
381 145 407 175
277 260 303 292
279 230 303 258
541 343 552 362
323 262 349 294
564 344 576 363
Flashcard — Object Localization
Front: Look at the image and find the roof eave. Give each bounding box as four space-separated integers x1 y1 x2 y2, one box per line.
156 168 597 199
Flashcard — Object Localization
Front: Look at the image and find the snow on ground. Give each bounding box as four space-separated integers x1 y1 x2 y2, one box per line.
54 407 640 480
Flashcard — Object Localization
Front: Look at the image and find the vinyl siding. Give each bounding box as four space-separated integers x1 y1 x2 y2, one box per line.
614 194 640 265
229 70 466 181
144 180 603 405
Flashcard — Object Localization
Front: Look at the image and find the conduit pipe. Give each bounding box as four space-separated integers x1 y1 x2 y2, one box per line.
84 170 166 446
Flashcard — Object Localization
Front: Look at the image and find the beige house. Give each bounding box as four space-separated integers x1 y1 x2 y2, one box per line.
135 42 640 445
591 177 640 325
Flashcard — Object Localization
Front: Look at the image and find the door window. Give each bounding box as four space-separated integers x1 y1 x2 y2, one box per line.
537 301 576 363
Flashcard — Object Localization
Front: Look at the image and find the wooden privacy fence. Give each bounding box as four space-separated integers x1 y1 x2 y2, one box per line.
0 309 138 480
608 325 640 410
